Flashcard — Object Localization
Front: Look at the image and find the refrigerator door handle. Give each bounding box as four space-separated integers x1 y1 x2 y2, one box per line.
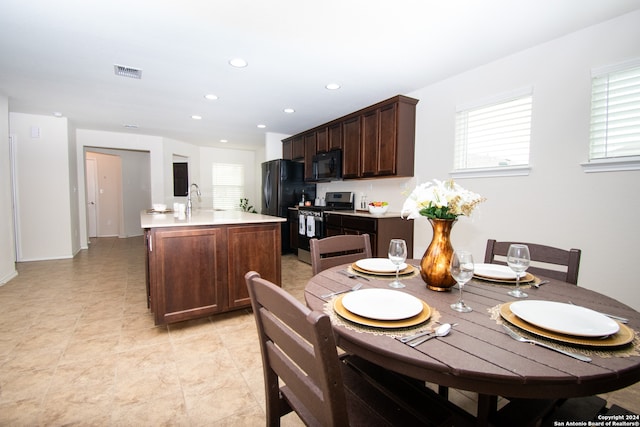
264 168 271 209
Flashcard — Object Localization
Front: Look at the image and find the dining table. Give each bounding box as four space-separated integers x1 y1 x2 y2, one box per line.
304 259 640 426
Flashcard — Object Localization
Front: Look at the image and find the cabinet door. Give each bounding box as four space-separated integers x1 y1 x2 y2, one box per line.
151 227 226 325
377 103 398 175
292 136 304 160
361 109 379 177
316 127 328 153
282 139 293 160
328 122 342 151
303 132 317 181
227 224 281 308
342 116 361 179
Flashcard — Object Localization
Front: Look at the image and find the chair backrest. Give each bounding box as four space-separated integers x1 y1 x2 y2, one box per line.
245 271 350 427
310 234 372 276
484 239 581 285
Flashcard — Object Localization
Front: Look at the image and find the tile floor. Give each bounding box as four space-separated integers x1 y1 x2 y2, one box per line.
0 236 638 426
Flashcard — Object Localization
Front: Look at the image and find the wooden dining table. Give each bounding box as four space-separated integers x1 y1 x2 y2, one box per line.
304 260 640 426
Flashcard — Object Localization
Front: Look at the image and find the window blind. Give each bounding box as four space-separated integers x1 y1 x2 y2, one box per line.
454 94 532 170
212 163 245 210
589 65 640 160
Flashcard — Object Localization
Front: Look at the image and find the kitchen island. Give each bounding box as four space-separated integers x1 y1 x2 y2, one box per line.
141 210 286 325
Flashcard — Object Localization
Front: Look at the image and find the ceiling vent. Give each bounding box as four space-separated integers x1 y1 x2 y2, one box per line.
114 64 142 79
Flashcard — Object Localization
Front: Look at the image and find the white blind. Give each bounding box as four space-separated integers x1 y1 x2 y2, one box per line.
589 64 640 160
212 163 245 210
454 94 532 170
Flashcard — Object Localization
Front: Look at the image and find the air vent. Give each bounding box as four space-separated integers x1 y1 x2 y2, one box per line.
114 64 142 79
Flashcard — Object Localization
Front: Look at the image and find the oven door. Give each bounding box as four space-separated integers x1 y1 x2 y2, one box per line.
297 214 324 264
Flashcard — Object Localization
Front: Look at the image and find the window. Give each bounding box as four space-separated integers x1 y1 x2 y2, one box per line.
212 163 245 210
589 63 640 161
453 90 532 177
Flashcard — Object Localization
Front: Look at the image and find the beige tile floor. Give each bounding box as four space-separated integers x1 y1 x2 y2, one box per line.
0 236 638 426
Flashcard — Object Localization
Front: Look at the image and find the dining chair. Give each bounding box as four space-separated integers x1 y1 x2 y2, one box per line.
310 234 372 276
484 239 581 285
245 270 459 427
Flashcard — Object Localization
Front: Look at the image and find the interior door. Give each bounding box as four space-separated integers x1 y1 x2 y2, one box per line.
85 158 98 238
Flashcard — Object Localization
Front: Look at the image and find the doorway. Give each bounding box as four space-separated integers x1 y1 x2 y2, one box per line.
85 158 98 238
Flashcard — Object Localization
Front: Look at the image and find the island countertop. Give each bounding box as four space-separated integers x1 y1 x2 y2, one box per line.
141 209 286 228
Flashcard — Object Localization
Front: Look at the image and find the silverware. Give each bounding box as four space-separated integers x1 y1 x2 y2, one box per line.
502 325 591 362
568 301 629 324
321 283 363 298
408 323 452 347
398 322 458 343
531 280 550 288
337 270 370 281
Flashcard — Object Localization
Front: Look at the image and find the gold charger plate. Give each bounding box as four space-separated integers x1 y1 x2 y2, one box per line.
500 302 634 348
334 294 431 328
475 272 535 284
352 262 415 277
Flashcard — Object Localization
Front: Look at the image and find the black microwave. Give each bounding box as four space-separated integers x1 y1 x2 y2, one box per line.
312 149 342 181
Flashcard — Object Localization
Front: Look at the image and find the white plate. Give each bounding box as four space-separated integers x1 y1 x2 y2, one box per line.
341 289 423 320
474 263 517 280
355 258 407 273
510 300 620 337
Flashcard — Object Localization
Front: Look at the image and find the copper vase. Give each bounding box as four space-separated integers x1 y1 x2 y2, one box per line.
420 218 457 291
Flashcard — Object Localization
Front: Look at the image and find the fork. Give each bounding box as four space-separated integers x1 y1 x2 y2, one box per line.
337 270 370 281
321 283 363 298
502 325 592 362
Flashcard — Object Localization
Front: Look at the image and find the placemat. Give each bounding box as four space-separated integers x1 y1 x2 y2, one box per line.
488 304 640 358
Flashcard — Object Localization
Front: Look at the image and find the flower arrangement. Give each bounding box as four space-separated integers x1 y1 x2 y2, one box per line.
401 179 485 220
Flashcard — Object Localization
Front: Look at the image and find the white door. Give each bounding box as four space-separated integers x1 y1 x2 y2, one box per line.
86 158 98 238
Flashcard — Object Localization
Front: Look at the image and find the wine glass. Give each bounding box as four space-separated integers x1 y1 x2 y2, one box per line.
388 239 407 288
450 251 474 312
507 244 530 298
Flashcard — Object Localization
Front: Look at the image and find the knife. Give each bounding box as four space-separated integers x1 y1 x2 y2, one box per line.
337 270 370 281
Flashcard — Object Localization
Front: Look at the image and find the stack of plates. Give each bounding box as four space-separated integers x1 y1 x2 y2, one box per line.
352 258 415 276
333 288 431 328
500 300 634 347
474 263 535 284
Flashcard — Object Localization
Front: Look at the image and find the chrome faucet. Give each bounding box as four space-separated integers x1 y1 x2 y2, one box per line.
186 183 201 217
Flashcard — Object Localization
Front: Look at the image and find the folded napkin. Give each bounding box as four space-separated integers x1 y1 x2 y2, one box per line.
299 214 306 235
306 215 315 237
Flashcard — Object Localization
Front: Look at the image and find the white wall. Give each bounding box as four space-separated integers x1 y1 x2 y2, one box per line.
10 112 75 261
0 94 17 284
325 11 640 309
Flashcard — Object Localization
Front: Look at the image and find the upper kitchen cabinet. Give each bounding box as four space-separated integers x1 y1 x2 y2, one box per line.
282 139 293 160
291 135 304 160
303 132 317 180
282 95 418 181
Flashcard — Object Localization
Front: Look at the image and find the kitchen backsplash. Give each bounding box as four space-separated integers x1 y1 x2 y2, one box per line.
316 176 417 211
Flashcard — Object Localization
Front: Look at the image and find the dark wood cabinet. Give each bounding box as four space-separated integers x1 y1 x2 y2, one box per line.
288 208 299 252
282 95 417 181
342 116 362 179
324 213 413 258
292 136 304 160
282 139 293 160
303 132 317 180
146 223 281 325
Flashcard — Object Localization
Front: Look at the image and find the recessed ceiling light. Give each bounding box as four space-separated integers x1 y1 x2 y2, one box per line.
53 112 63 118
325 83 341 90
283 108 295 114
257 124 266 129
204 94 218 100
229 58 248 68
191 115 202 120
122 124 139 129
220 139 228 143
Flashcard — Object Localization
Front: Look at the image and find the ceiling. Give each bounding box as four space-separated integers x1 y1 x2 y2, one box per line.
1 0 639 150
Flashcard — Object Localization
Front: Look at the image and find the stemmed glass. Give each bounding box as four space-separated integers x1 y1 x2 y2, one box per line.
388 239 407 289
507 244 530 298
450 251 474 312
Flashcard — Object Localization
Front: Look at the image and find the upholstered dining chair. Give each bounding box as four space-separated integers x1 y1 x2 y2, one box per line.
244 271 458 427
484 239 582 285
310 234 372 276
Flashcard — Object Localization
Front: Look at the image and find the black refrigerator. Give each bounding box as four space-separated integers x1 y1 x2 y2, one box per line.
261 159 315 253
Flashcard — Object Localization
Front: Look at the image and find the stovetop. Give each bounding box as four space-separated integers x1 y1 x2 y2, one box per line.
299 191 354 213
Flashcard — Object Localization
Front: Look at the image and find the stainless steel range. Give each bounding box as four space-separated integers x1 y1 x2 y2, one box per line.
297 191 354 264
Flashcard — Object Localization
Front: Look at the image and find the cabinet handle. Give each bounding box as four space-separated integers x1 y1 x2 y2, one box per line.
149 234 152 252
